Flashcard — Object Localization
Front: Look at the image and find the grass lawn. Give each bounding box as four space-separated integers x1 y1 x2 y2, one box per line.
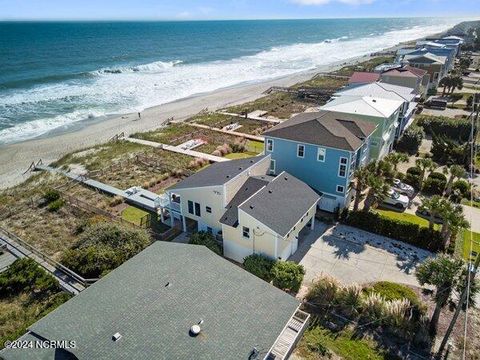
296 326 391 360
121 206 149 226
462 230 480 261
224 152 257 159
246 140 264 154
375 209 440 230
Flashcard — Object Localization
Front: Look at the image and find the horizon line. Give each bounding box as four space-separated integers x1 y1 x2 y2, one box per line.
0 15 477 22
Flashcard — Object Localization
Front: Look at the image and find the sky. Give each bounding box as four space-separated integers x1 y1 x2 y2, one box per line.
0 0 479 20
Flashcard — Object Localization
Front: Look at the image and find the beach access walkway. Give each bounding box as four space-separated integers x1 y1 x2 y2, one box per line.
34 164 161 212
218 111 283 124
126 137 230 163
0 227 95 294
186 123 264 142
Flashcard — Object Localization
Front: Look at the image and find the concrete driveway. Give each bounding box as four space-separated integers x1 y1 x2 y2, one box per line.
462 205 480 233
290 222 433 289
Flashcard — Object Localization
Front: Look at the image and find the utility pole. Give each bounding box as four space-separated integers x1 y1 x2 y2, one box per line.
437 95 480 358
436 253 479 357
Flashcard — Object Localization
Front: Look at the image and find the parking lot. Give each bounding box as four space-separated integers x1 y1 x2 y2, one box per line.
290 221 433 290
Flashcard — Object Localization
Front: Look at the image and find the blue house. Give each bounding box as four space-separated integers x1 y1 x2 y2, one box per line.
263 110 377 212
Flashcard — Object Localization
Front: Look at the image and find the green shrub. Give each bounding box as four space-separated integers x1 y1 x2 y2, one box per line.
189 231 222 255
417 115 472 142
422 178 446 196
367 281 420 307
404 166 423 190
61 222 151 278
271 261 305 292
306 275 340 307
428 172 447 182
243 254 275 282
395 125 424 155
43 189 60 203
452 179 470 198
0 258 60 298
342 210 443 252
47 198 64 212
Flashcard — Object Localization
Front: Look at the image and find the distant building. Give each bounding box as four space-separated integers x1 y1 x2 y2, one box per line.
320 95 402 160
348 71 380 85
264 111 376 212
396 46 456 71
403 53 447 89
379 65 430 97
334 82 417 138
159 156 319 262
1 241 309 360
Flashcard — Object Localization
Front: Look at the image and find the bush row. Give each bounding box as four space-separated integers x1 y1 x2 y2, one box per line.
416 115 472 141
243 254 305 292
341 210 444 252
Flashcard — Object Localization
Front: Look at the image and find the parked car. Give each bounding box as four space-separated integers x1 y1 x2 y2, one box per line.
416 207 444 224
425 97 447 110
392 179 415 198
383 190 410 210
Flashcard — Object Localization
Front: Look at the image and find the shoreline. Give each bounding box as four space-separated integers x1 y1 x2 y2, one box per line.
0 27 452 190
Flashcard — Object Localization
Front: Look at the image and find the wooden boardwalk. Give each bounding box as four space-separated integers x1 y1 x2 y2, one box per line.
186 123 264 142
218 111 283 124
126 137 230 163
0 227 97 294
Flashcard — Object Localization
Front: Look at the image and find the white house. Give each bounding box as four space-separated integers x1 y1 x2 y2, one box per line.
334 82 417 138
320 95 403 160
159 156 320 263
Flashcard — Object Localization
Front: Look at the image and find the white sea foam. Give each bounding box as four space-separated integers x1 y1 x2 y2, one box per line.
0 19 462 144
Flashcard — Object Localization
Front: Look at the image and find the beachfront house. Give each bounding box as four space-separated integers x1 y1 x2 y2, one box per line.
158 156 319 263
403 53 448 89
334 82 417 138
263 111 376 212
320 95 402 160
1 241 310 360
397 46 456 72
348 71 380 86
379 65 430 97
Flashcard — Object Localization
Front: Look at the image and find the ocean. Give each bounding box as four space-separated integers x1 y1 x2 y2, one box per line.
0 18 462 144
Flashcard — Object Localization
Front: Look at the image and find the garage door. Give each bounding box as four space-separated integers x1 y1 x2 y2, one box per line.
318 195 338 212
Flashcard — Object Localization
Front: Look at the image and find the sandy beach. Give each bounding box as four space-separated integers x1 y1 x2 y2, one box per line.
0 32 443 190
0 56 361 189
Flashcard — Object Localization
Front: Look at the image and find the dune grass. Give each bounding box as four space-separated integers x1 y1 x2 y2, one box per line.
224 152 258 159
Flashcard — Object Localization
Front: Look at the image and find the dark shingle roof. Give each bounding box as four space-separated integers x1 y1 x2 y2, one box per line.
168 156 267 190
239 172 320 237
263 111 377 151
220 177 271 227
1 242 300 360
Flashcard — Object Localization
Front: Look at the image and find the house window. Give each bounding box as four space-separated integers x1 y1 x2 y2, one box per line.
206 227 213 234
206 206 212 214
194 202 201 217
338 157 348 178
242 226 250 239
266 139 274 152
269 159 276 175
317 147 326 162
297 144 305 158
188 200 194 215
336 185 345 194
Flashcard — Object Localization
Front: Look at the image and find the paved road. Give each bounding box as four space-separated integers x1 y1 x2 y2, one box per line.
290 222 433 289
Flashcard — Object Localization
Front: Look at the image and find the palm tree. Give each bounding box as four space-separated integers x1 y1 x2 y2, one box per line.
363 174 390 212
439 76 453 97
352 166 371 211
440 203 469 248
385 152 409 173
444 164 466 196
420 195 446 231
416 255 465 335
415 158 437 183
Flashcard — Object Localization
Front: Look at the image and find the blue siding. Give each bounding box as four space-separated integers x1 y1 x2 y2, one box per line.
265 137 355 197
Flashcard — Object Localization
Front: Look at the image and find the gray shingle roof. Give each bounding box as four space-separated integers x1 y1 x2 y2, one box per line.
1 242 299 360
168 156 267 191
220 177 271 227
239 171 320 237
263 111 377 151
